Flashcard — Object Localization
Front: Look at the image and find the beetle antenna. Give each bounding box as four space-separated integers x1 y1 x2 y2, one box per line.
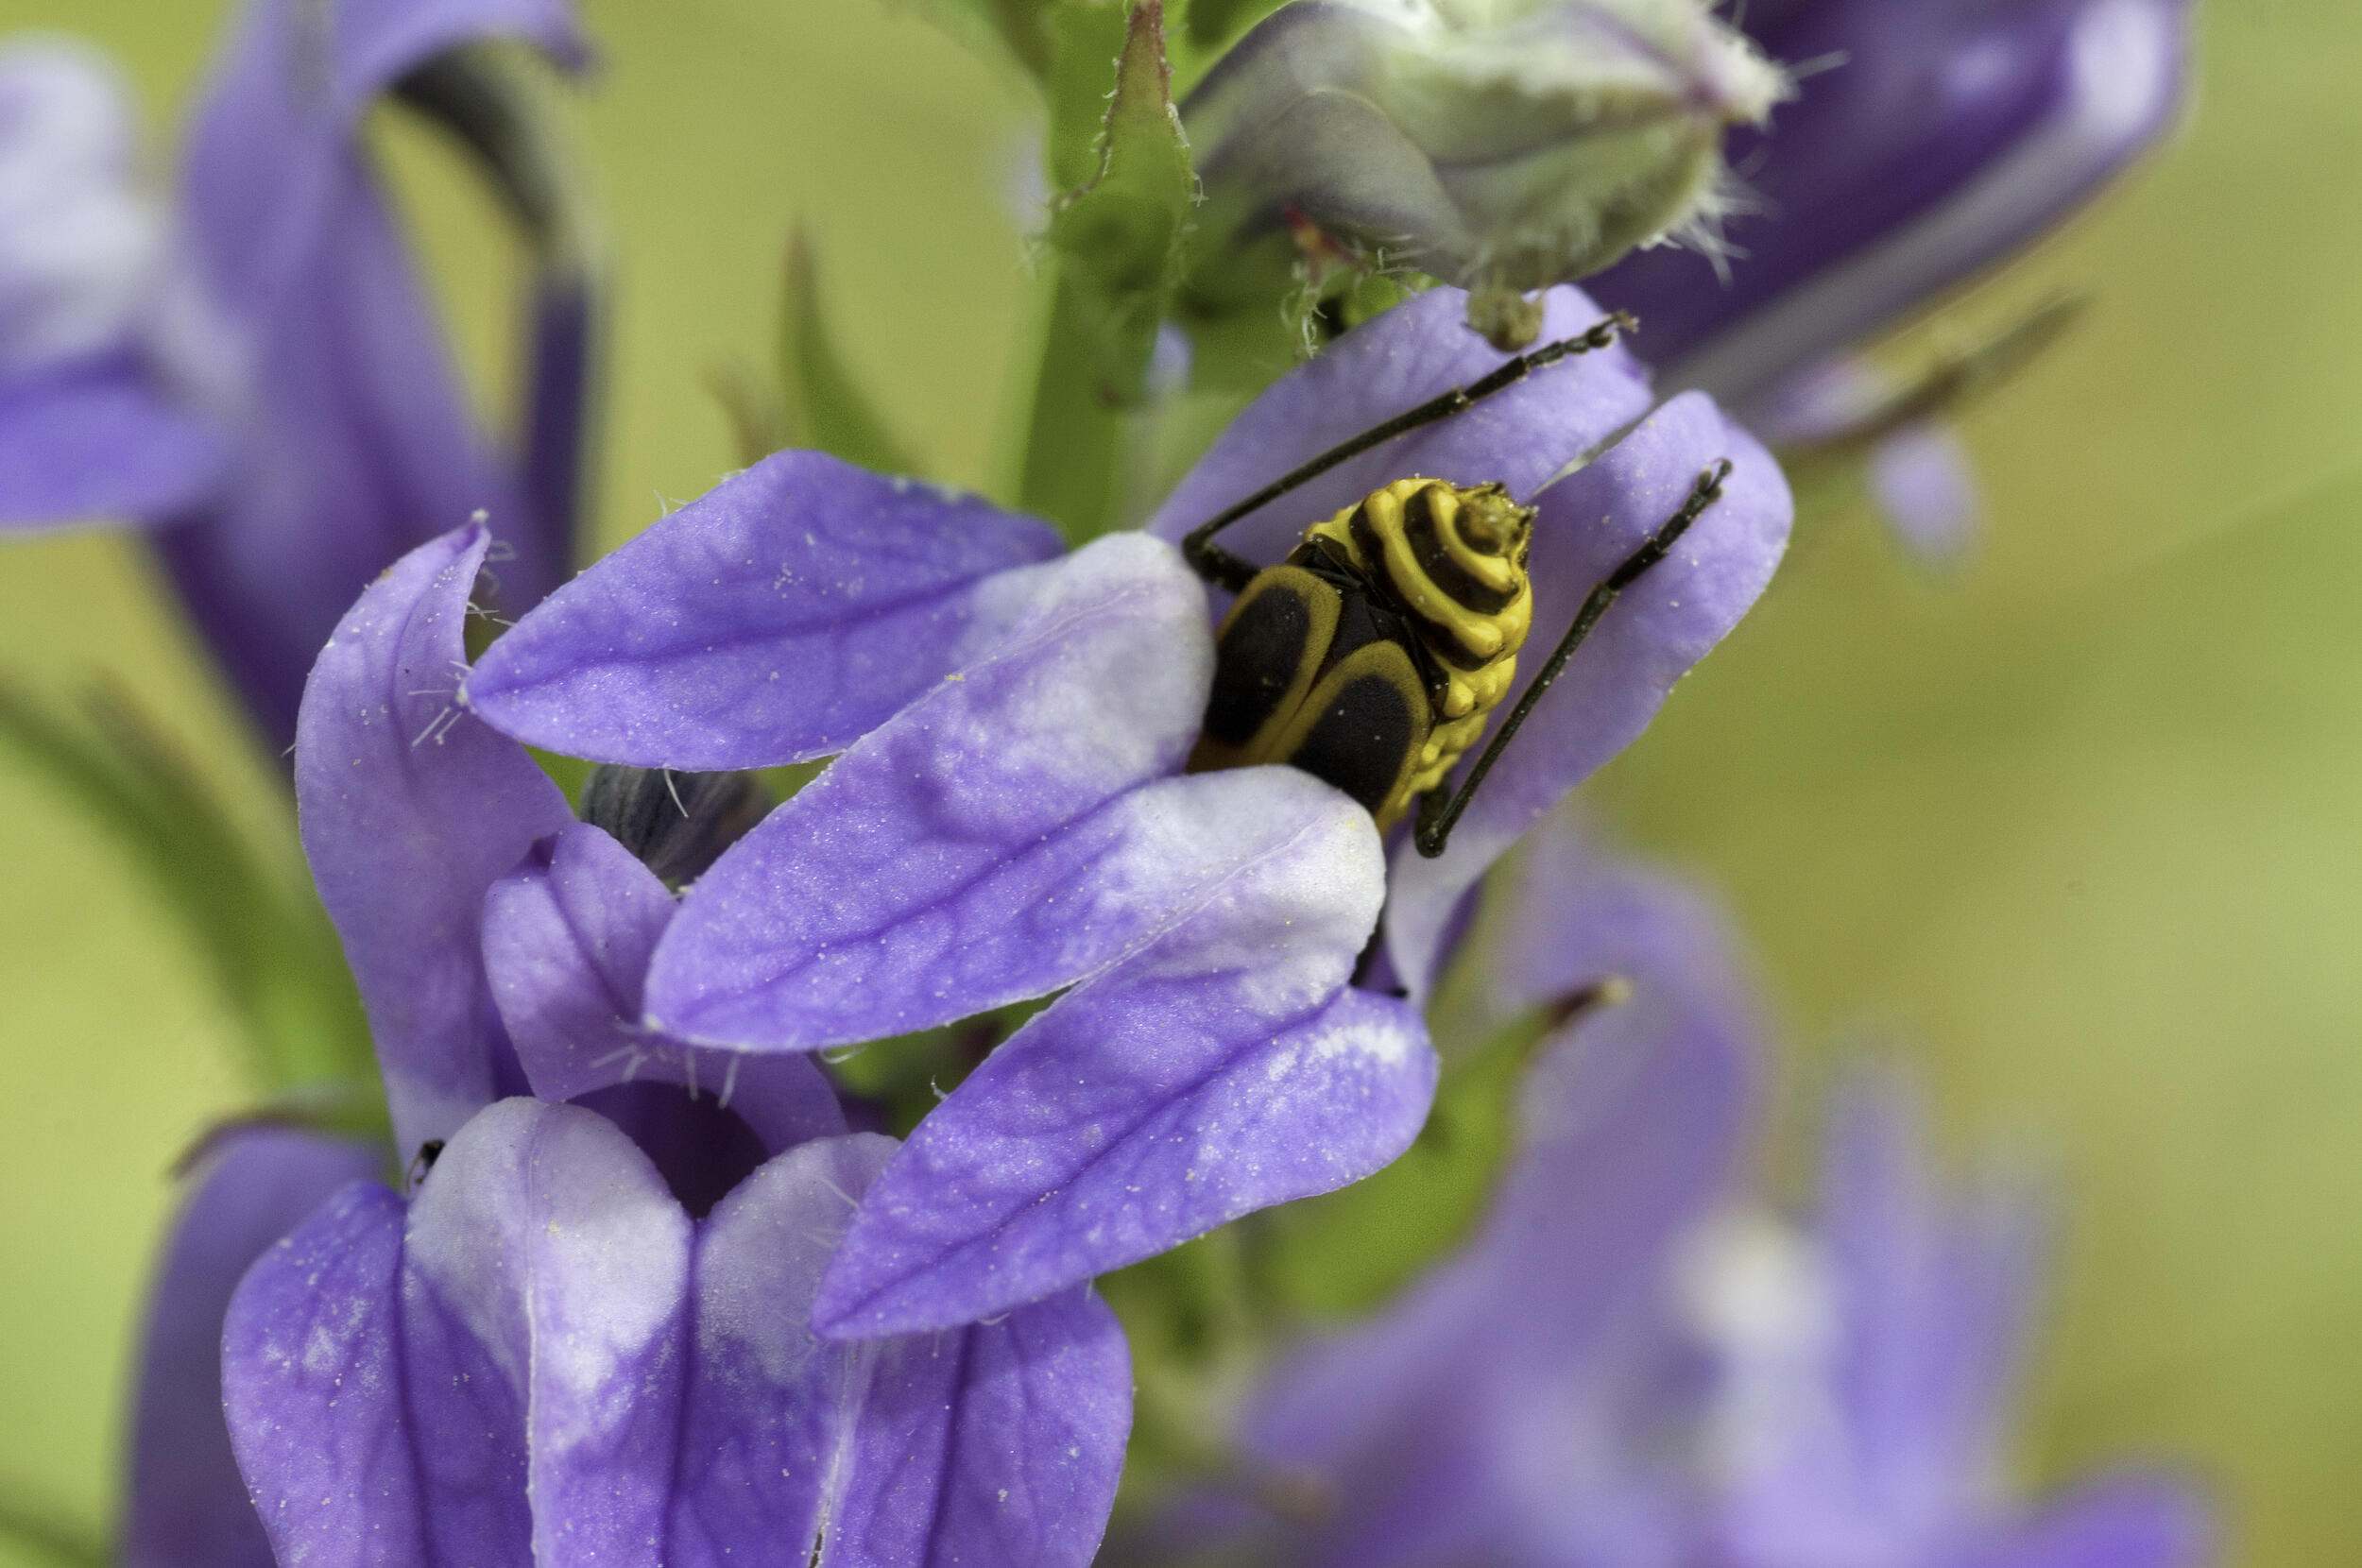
1181 313 1637 591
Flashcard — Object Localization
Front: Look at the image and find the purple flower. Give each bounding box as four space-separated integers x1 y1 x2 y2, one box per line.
190 520 1137 1566
0 0 592 751
1137 826 2211 1568
1595 0 2193 404
122 1126 380 1568
1589 0 2192 553
1169 827 1766 1568
224 1102 1132 1568
1696 1069 2209 1568
0 42 230 520
459 283 1791 1335
1189 0 2189 551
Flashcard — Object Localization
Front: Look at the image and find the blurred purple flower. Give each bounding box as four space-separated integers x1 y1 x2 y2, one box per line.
1740 354 1983 566
1143 827 1764 1568
0 0 592 751
1129 827 2211 1568
1696 1069 2208 1568
459 283 1790 1335
163 520 1133 1567
0 42 230 521
1597 0 2192 404
1592 0 2192 553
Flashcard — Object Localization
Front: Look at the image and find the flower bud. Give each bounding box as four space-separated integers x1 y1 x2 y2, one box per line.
1185 0 1787 312
579 765 768 888
1592 0 2190 405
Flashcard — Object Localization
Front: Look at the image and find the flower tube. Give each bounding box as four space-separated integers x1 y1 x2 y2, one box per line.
158 521 1135 1568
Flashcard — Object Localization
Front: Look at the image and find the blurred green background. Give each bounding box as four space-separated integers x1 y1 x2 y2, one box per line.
0 1 2354 1563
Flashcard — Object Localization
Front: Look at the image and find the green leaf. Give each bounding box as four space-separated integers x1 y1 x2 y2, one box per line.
0 685 373 1097
701 231 920 474
1182 0 1290 51
704 358 792 469
900 0 1061 81
1018 1 1198 536
777 230 921 477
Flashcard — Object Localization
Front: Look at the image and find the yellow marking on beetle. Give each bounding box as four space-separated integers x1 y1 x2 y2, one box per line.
1307 478 1532 720
1194 476 1539 830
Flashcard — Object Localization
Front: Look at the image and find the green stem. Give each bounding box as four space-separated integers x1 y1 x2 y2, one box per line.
1017 252 1141 540
0 686 374 1095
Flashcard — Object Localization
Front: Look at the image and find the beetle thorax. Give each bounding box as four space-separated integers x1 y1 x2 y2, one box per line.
1188 477 1541 831
1306 476 1535 723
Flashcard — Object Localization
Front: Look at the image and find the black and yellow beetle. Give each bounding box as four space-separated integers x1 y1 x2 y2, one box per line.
1181 313 1733 859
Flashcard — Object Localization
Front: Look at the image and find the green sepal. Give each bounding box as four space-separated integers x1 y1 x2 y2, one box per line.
1320 269 1427 335
0 685 374 1099
1180 0 1290 54
1172 211 1435 407
1047 2 1195 350
891 0 1281 93
1018 1 1198 537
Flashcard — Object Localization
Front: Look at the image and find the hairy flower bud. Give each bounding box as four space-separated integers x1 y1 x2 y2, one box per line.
1185 0 1788 319
579 764 768 887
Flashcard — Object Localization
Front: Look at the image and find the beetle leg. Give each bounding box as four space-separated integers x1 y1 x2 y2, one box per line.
1182 534 1262 594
